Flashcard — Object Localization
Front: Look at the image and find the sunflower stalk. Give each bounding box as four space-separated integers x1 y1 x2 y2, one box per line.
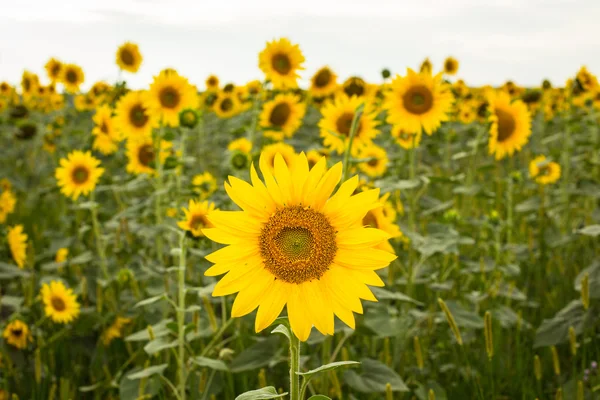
89 193 109 281
176 232 188 400
289 332 301 400
341 103 365 183
154 127 165 264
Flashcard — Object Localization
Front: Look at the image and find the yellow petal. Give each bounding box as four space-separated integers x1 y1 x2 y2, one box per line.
301 157 326 205
311 162 342 210
205 243 259 264
202 228 241 245
273 154 293 205
207 211 262 235
335 248 397 270
337 227 391 249
231 272 275 317
287 287 313 341
255 281 290 332
304 281 334 336
211 258 263 296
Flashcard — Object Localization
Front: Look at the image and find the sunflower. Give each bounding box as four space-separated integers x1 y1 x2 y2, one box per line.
114 91 158 140
89 81 111 101
192 172 218 199
259 142 297 174
45 58 63 83
341 77 376 99
245 80 262 97
259 93 306 141
362 193 404 253
7 225 27 268
213 92 241 119
116 42 143 73
357 145 389 178
55 151 104 200
457 102 476 124
41 281 80 324
319 95 380 154
487 91 531 160
55 248 69 263
3 320 31 349
144 70 198 127
443 57 459 75
0 189 16 223
61 64 85 94
21 71 39 97
92 105 120 155
126 138 171 176
228 138 253 154
310 66 338 98
384 69 453 136
0 81 13 97
420 58 432 74
178 200 216 237
203 152 396 341
529 156 561 185
259 38 305 89
205 75 220 92
576 66 598 92
102 316 132 346
391 126 422 150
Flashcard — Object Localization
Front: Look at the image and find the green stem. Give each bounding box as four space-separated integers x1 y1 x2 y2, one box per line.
89 193 109 281
177 233 188 400
154 129 165 264
289 333 301 400
341 103 364 183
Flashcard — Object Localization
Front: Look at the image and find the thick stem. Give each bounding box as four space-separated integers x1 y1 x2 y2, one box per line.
341 103 364 183
89 193 109 281
289 333 301 400
177 233 187 400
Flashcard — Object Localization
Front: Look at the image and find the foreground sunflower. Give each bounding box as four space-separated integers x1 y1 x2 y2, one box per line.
384 68 454 135
487 91 531 160
61 64 85 94
41 281 80 324
319 95 380 154
55 151 104 200
116 42 143 73
529 156 561 185
7 225 27 268
3 320 31 349
114 91 157 140
178 200 216 237
203 152 397 341
144 70 198 127
259 38 305 89
259 93 306 140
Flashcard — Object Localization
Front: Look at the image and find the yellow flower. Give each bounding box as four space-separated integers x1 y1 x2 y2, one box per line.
213 92 241 119
310 66 338 98
443 57 459 75
0 189 17 223
177 200 216 237
21 71 39 97
166 208 178 218
529 156 561 185
205 75 220 92
44 58 63 83
259 143 297 175
319 95 380 154
259 93 306 141
391 126 422 150
228 138 253 154
55 248 69 263
102 317 132 346
144 70 198 127
203 152 397 341
457 102 476 124
73 94 95 112
126 138 172 176
3 320 32 349
61 64 85 94
41 280 80 324
384 68 454 135
259 38 305 89
7 225 27 268
341 77 376 99
363 193 405 253
116 42 143 73
357 144 389 178
487 91 531 160
420 58 432 74
192 172 218 199
92 105 120 155
55 151 104 200
114 91 158 140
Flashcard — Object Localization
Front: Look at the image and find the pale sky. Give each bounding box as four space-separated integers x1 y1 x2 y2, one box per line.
1 0 599 90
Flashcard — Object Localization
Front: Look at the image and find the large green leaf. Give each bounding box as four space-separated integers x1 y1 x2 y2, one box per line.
191 356 229 372
343 358 408 393
297 361 360 381
126 364 168 380
234 386 287 400
230 336 282 373
534 300 590 347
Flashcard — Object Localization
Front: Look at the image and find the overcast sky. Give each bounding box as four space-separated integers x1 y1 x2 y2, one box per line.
1 0 599 90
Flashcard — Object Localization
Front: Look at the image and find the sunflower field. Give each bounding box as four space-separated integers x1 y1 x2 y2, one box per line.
0 38 599 400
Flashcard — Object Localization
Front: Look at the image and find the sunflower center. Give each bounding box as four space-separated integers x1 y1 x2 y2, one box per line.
208 77 217 86
336 112 361 136
100 122 109 134
23 78 31 91
445 60 455 72
314 69 332 88
138 145 155 166
269 103 291 127
344 80 365 97
51 64 61 76
71 166 89 184
190 214 209 231
367 158 379 167
272 53 292 75
495 108 516 142
11 328 23 337
51 296 66 312
260 206 337 284
159 87 180 109
220 98 233 112
130 104 149 127
538 164 551 177
66 70 78 84
120 49 135 66
403 85 434 115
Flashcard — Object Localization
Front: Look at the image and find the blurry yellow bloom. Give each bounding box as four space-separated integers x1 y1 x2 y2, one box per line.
55 248 69 263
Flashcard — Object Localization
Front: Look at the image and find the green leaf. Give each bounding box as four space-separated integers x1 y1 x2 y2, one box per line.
534 300 590 347
125 319 173 342
119 373 160 400
126 364 168 380
298 361 360 381
442 300 484 329
144 338 178 355
371 287 423 306
235 387 287 400
133 294 166 308
70 251 93 264
271 324 291 341
230 336 282 373
191 356 230 372
578 225 600 236
414 381 448 400
343 358 409 392
308 396 332 400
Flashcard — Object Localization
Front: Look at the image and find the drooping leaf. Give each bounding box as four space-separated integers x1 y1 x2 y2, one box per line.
126 364 168 380
235 386 287 400
343 358 408 393
191 356 230 372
